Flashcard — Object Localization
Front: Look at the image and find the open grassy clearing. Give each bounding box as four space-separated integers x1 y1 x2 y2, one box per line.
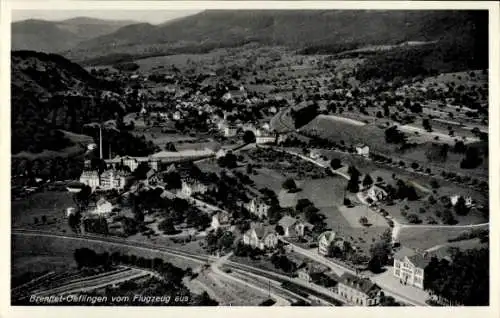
300 115 395 154
132 51 227 72
338 205 388 228
434 238 488 253
11 191 74 228
397 225 489 250
12 254 75 275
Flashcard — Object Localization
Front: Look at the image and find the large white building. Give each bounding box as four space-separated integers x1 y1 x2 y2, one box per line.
100 169 130 190
79 171 100 189
393 247 430 289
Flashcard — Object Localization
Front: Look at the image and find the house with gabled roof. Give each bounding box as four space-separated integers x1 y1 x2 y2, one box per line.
242 224 278 250
337 273 381 306
393 246 441 289
211 211 231 230
90 198 113 215
318 231 337 256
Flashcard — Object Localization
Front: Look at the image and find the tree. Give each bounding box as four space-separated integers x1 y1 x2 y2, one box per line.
422 118 432 132
430 179 440 189
368 230 392 273
330 158 342 169
454 140 466 153
359 216 369 226
163 172 182 189
41 215 47 224
164 142 177 151
454 196 470 216
282 178 297 191
158 219 179 235
243 130 256 144
406 214 422 224
362 174 373 187
380 294 401 306
68 213 80 232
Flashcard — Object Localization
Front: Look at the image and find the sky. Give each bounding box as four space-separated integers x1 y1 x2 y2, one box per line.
11 10 201 25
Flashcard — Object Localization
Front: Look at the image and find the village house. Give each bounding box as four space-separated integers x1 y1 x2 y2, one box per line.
337 273 382 306
277 215 298 237
145 169 161 187
309 149 321 160
242 225 278 250
245 198 271 219
66 207 77 218
180 178 209 197
224 126 238 137
79 170 100 189
122 156 140 172
367 184 388 202
318 231 338 256
211 211 231 230
215 148 227 159
256 135 277 145
173 111 182 121
450 195 473 208
90 198 113 215
277 216 313 238
355 144 370 158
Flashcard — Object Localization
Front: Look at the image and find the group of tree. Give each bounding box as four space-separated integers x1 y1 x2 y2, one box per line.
295 199 325 231
425 144 449 163
270 252 298 274
460 146 483 169
368 229 393 273
384 126 407 144
424 247 489 305
290 103 319 129
217 152 238 169
82 217 109 235
282 178 298 192
205 228 235 254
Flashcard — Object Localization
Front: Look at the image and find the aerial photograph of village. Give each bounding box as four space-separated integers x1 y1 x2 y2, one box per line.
10 8 490 307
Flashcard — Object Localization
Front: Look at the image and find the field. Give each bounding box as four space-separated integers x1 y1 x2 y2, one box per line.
278 176 347 208
123 51 227 73
11 191 74 228
300 115 395 154
397 224 489 250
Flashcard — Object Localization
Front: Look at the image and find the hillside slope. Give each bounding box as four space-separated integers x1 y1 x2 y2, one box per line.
11 51 128 154
12 18 137 52
68 10 487 64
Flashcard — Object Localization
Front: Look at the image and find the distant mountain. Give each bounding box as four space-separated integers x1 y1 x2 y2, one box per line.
11 17 137 52
11 51 128 154
67 10 487 64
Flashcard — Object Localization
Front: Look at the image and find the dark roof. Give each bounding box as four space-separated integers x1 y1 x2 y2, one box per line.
394 246 417 260
278 215 297 229
339 273 380 295
407 254 432 269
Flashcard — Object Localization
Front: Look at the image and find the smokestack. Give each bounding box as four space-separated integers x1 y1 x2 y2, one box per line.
99 125 103 160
